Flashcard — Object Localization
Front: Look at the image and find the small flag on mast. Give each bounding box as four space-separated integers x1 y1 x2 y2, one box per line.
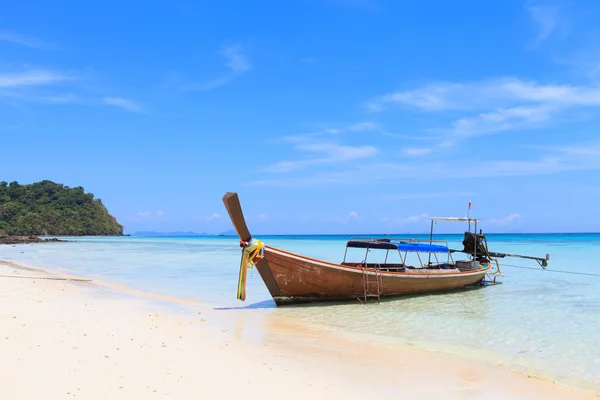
468 200 472 210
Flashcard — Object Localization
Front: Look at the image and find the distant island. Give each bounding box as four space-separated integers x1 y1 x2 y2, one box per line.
131 231 210 237
0 180 123 236
130 230 237 237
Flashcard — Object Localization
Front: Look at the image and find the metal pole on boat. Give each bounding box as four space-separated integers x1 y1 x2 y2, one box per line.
428 219 434 265
474 220 477 266
467 200 472 232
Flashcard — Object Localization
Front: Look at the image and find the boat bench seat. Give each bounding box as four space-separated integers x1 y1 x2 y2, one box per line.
341 262 460 272
341 262 406 271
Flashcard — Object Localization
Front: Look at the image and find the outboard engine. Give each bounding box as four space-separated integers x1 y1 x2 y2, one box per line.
461 231 489 261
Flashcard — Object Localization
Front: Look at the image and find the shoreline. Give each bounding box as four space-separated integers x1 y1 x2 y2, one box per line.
0 234 132 245
0 235 66 245
0 258 598 399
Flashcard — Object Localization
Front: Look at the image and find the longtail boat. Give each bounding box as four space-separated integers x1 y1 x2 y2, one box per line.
222 192 550 306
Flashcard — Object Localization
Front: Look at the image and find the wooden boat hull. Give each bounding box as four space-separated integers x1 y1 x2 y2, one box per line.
255 246 491 306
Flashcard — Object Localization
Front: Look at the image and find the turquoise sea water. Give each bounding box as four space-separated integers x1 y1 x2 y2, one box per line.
1 233 599 390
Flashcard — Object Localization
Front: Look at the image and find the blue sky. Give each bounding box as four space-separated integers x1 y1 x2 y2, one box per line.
3 0 600 234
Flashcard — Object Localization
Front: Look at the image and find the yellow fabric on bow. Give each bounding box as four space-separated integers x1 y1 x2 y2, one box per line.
237 238 264 301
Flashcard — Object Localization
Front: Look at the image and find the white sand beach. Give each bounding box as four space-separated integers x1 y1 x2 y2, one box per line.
0 260 597 400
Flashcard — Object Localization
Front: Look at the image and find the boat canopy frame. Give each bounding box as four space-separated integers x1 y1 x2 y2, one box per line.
342 237 456 268
428 216 480 263
342 215 484 269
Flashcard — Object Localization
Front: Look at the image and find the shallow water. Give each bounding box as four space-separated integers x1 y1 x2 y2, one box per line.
1 233 598 390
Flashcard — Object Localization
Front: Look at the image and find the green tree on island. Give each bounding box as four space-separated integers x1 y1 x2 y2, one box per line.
0 180 123 236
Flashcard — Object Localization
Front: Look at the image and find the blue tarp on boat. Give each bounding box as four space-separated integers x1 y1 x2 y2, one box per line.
393 241 449 253
346 239 450 253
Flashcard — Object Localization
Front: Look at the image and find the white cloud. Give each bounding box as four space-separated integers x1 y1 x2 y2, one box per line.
136 210 166 219
0 70 145 113
220 44 252 73
375 150 600 179
347 121 379 131
183 44 251 91
36 93 80 104
377 82 466 111
282 128 342 142
0 69 73 88
552 145 600 157
0 31 49 49
370 78 600 113
282 121 381 143
382 131 441 141
249 141 600 187
379 213 430 225
329 211 359 224
263 160 307 173
281 121 381 143
263 143 378 173
401 147 432 157
102 97 145 113
451 105 553 139
400 213 429 224
382 192 473 201
257 214 267 219
367 78 600 141
205 213 221 222
1 90 146 112
527 5 559 44
298 143 377 159
490 213 522 225
365 102 383 112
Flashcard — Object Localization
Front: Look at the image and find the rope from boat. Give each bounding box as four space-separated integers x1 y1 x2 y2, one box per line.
501 263 600 276
237 238 264 301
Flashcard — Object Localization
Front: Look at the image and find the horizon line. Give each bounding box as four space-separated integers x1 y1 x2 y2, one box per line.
125 231 600 236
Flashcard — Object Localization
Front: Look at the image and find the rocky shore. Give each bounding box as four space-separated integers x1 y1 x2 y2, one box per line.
0 235 64 245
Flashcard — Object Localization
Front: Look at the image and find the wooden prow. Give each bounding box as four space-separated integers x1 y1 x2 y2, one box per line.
222 192 252 242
